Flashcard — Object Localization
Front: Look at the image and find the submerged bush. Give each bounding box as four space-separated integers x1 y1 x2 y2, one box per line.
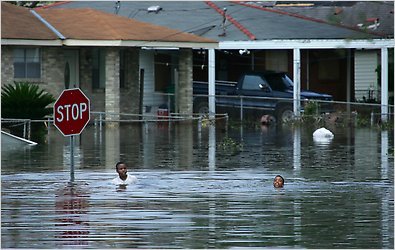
300 101 324 126
217 136 243 156
303 100 320 116
1 81 55 142
1 81 55 119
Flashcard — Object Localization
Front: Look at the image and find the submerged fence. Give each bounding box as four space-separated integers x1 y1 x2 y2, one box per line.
89 111 229 133
188 92 394 123
0 112 229 140
1 118 33 140
1 93 393 141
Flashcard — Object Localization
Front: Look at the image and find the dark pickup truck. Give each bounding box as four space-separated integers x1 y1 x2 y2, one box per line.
193 72 333 122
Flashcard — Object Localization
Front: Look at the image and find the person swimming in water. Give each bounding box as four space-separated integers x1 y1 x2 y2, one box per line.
111 161 137 185
273 175 284 188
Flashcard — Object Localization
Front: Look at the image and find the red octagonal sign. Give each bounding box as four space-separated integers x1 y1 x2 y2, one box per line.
53 88 90 136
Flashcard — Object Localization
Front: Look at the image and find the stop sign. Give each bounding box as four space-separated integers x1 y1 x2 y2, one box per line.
53 88 90 136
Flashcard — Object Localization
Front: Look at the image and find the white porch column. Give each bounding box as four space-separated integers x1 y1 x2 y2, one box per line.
293 48 301 117
208 49 216 118
347 49 352 115
381 47 389 122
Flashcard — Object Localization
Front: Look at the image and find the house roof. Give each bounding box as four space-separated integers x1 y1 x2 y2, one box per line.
1 2 58 40
216 1 384 40
267 1 394 38
35 7 217 43
47 1 385 41
1 2 217 48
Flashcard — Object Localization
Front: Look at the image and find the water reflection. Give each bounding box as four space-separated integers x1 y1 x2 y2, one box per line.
176 124 193 169
292 127 302 246
380 130 391 249
209 124 216 171
293 127 301 173
381 130 389 180
1 124 393 248
105 126 120 169
55 182 90 247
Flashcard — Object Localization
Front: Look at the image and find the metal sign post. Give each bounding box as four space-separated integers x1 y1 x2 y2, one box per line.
53 88 90 182
70 135 75 182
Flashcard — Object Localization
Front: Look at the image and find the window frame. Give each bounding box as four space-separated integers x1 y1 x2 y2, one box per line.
13 47 41 79
242 75 267 91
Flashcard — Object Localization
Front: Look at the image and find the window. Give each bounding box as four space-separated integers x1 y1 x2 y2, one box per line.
265 74 292 91
13 48 41 78
242 75 267 90
92 48 106 89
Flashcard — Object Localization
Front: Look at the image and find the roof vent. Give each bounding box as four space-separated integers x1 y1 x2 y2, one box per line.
114 1 121 15
219 7 227 37
147 5 162 13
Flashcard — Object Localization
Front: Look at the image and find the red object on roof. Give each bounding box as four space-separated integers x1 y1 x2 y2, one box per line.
205 1 256 40
366 18 379 22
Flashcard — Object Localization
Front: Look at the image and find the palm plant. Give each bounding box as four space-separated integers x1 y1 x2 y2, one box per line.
1 81 55 142
1 81 55 119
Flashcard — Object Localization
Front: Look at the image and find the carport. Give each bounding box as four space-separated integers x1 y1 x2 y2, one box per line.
207 39 393 121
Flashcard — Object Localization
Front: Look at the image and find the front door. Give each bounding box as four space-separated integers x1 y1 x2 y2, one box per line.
64 50 79 89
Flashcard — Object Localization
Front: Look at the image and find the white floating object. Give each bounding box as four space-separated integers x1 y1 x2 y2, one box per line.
313 127 334 139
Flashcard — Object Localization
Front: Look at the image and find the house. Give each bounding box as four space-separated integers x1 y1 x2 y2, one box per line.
50 1 394 119
1 2 217 122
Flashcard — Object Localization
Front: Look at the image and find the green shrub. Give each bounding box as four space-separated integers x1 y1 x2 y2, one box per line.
301 101 323 126
1 82 55 142
356 115 370 127
303 100 320 116
1 81 55 119
217 136 243 156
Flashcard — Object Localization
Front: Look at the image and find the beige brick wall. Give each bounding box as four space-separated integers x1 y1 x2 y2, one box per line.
177 48 193 116
105 47 120 121
41 47 64 96
1 46 13 86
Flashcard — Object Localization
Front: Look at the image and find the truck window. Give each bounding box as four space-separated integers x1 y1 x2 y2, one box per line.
265 74 292 91
242 75 268 90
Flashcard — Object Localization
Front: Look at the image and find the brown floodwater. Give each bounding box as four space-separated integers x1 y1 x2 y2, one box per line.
1 123 393 248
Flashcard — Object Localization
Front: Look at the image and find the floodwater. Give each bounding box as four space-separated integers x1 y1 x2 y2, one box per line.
1 122 394 249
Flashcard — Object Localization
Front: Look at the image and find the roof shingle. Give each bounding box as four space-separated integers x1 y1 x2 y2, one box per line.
1 3 58 40
1 2 217 45
47 1 385 40
35 7 217 43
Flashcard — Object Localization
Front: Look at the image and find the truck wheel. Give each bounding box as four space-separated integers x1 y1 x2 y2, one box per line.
276 106 293 123
194 101 209 114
